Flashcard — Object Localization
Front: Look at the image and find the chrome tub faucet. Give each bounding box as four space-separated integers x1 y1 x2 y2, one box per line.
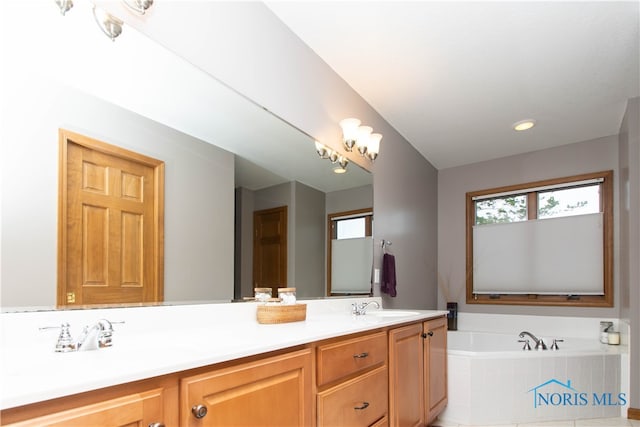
519 331 547 350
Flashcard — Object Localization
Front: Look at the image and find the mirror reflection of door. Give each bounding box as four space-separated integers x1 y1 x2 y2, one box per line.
253 206 288 297
58 129 165 307
327 209 373 296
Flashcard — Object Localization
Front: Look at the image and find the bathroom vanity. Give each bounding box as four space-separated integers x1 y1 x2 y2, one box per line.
0 299 447 426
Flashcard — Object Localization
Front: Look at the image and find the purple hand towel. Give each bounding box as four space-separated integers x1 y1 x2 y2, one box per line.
382 253 397 297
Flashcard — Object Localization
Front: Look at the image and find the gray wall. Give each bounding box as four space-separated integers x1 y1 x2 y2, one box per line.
326 185 374 214
438 135 620 318
618 97 639 409
373 138 439 309
292 182 326 298
234 187 255 299
1 81 235 307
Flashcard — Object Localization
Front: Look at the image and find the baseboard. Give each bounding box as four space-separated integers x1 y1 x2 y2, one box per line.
629 407 640 420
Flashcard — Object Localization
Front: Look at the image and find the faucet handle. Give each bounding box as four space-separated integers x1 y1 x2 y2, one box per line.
40 323 76 352
96 319 124 348
550 339 564 350
518 339 532 351
534 338 548 350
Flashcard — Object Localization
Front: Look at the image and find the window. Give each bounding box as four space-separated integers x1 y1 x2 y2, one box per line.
466 170 613 307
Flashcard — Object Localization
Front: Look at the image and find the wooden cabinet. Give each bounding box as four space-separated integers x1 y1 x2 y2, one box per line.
1 316 447 427
388 322 424 427
2 388 167 427
316 331 388 426
180 348 313 427
423 316 448 425
388 316 448 427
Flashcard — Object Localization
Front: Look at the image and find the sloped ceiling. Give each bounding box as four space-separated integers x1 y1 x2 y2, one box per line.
266 1 640 169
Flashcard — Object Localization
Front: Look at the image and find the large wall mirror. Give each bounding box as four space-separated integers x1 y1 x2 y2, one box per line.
1 1 372 311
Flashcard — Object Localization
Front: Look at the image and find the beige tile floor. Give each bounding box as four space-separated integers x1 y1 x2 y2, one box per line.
431 417 640 427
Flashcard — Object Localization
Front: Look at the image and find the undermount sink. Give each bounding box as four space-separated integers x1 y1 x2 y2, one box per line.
366 310 420 318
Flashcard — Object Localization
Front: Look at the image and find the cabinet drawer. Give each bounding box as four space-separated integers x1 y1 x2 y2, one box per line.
317 331 387 386
317 366 388 427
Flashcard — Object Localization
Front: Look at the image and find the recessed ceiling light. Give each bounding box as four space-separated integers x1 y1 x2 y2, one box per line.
513 119 536 131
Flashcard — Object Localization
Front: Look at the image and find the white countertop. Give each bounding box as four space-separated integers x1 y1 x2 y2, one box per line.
0 298 447 410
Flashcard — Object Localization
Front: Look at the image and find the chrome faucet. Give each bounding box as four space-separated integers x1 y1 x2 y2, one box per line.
351 301 381 316
41 319 122 352
518 331 547 350
76 319 116 351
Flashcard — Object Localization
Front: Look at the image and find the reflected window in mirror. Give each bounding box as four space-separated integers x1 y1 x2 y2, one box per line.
327 209 373 296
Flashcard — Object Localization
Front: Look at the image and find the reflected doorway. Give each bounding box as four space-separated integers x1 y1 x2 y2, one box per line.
253 206 288 297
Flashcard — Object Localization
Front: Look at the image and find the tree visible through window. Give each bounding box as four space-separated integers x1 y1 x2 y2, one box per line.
475 195 527 224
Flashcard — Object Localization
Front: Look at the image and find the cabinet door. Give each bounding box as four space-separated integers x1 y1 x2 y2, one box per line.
424 316 448 425
3 389 165 427
388 323 424 427
181 348 312 427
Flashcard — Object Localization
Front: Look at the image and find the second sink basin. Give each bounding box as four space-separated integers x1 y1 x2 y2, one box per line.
366 310 420 318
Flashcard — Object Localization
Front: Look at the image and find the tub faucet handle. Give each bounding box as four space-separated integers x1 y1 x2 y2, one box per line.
550 339 564 350
518 339 532 351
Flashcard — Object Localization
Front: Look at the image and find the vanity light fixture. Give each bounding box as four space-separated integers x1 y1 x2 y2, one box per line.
122 0 154 15
513 119 536 131
340 117 382 162
55 0 154 41
367 133 382 161
339 118 361 151
355 126 373 155
93 6 123 41
334 156 349 174
314 141 329 158
315 141 349 173
55 0 73 15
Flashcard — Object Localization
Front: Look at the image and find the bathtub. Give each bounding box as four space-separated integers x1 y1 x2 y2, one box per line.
439 330 627 426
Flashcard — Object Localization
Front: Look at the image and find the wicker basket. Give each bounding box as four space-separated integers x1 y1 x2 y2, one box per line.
256 303 307 324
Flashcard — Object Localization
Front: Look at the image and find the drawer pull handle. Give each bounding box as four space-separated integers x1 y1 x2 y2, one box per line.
353 352 369 359
421 331 434 338
354 402 370 410
192 404 208 419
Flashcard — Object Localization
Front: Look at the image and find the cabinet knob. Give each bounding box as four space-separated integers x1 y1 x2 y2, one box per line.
422 331 434 338
354 402 370 410
148 423 165 427
353 352 369 359
192 404 208 419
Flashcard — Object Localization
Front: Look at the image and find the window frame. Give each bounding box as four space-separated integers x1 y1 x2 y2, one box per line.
465 170 613 307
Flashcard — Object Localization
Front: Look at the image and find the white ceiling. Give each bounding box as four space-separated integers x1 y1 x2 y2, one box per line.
266 1 640 169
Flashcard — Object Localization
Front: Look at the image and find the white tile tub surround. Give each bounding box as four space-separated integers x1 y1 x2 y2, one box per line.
439 313 629 426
